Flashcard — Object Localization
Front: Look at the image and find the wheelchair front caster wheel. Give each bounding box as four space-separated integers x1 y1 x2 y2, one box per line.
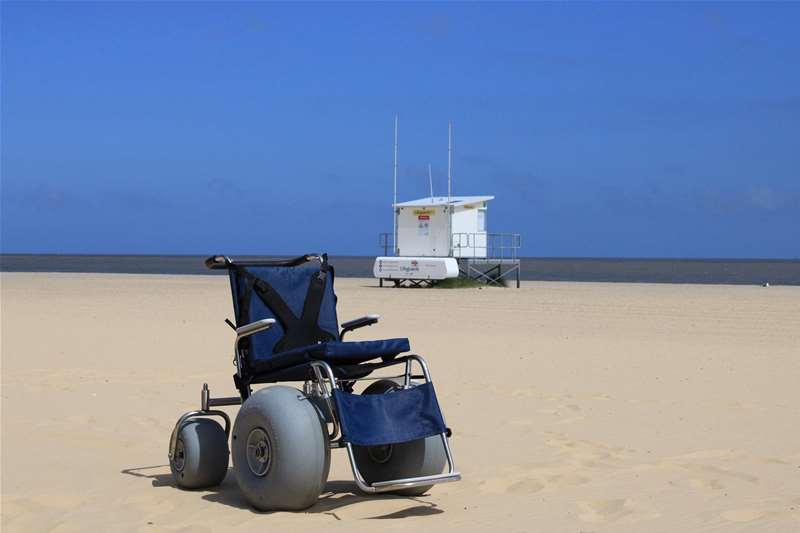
231 386 330 511
353 379 447 496
170 418 229 489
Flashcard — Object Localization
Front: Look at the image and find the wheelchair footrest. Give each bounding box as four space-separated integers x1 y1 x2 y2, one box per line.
369 471 462 492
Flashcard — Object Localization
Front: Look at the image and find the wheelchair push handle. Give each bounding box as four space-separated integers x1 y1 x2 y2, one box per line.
205 255 232 270
205 254 324 271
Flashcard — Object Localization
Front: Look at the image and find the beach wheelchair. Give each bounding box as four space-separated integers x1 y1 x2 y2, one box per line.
168 254 460 511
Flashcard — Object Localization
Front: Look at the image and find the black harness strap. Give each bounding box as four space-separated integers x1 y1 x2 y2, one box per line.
271 267 335 352
252 278 301 332
234 260 336 355
300 270 328 332
237 273 256 326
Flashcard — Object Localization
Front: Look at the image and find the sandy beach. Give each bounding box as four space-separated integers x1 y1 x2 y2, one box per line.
2 272 799 532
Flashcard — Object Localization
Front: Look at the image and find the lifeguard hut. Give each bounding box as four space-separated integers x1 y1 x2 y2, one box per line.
395 196 491 257
376 195 521 287
374 119 521 287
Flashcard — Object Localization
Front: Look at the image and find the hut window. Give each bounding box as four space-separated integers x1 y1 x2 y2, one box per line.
477 208 486 232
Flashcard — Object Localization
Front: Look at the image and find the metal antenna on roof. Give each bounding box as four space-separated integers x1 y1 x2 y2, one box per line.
447 121 453 256
428 163 434 198
393 115 399 256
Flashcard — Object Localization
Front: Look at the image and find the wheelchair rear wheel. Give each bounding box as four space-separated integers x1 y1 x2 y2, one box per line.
232 386 330 511
170 418 229 489
352 379 447 496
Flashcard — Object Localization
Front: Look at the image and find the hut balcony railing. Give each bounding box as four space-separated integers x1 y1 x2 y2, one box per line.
451 232 521 260
378 232 521 260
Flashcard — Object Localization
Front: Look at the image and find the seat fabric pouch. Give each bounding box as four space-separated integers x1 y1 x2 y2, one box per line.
332 382 446 446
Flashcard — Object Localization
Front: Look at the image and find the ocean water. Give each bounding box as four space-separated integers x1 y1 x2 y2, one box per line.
2 254 799 285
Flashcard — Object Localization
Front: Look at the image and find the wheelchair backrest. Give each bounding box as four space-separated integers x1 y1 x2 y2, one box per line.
224 255 340 362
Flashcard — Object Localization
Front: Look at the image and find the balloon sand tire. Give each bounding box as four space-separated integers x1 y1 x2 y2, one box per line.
232 386 330 511
170 418 229 490
352 379 447 496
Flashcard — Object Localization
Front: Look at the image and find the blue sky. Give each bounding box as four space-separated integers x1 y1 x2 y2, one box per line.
2 1 798 258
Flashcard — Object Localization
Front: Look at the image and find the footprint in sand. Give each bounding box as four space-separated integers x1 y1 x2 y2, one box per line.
578 498 659 524
29 493 86 510
547 473 589 486
478 476 544 495
120 492 179 515
688 477 725 490
721 509 765 523
679 463 758 484
170 526 215 533
507 477 545 494
670 449 735 461
555 415 586 425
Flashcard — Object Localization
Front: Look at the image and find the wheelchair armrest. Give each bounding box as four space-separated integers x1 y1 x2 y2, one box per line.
232 319 275 378
236 318 275 338
340 314 379 339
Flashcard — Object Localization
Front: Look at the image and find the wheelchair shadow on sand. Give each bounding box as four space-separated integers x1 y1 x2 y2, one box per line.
121 465 444 520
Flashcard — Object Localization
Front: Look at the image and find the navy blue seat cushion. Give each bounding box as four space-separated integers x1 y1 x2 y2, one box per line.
320 338 410 363
249 338 410 373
